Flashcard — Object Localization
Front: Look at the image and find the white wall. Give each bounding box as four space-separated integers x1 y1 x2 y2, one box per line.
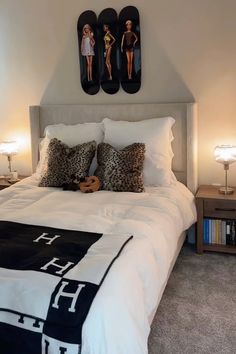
0 0 236 185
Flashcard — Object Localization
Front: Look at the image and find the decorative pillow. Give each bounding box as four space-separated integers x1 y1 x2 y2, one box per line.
45 122 104 175
103 117 175 186
39 138 96 187
95 143 145 193
36 122 104 178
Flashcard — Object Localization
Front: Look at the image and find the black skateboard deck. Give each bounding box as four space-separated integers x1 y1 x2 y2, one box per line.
119 6 141 94
98 8 119 94
77 10 100 95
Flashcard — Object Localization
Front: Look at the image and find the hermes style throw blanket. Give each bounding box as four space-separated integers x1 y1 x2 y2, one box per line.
0 221 132 354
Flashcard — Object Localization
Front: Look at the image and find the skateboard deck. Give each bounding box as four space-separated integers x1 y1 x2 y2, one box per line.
119 6 141 94
78 10 100 95
98 8 119 94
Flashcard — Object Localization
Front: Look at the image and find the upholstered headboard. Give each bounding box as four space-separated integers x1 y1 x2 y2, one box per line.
29 103 198 193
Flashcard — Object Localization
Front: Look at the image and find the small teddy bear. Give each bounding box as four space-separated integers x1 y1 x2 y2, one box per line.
62 174 101 193
79 176 101 193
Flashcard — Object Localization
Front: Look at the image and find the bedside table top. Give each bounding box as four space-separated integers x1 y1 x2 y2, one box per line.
0 180 11 189
196 185 236 201
0 176 27 189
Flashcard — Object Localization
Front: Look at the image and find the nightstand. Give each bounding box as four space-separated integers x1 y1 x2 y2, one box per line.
0 176 26 191
196 185 236 254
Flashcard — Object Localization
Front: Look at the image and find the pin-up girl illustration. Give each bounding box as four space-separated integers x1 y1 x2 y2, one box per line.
121 20 138 80
103 24 116 80
81 24 95 81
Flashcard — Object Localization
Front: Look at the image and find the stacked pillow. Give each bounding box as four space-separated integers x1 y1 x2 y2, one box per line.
37 117 176 192
36 122 104 178
102 117 175 186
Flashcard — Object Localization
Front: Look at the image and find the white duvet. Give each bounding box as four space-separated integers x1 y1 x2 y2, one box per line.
0 176 196 354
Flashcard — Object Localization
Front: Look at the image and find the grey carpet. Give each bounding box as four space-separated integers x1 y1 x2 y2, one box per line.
148 245 236 354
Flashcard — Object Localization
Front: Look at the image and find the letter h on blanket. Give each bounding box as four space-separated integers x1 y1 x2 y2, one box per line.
52 281 86 313
34 232 61 245
41 257 74 275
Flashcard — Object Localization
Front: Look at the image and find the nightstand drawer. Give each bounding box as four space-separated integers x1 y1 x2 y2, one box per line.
204 199 236 219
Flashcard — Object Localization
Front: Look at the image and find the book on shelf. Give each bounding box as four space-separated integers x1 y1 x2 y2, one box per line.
203 219 236 246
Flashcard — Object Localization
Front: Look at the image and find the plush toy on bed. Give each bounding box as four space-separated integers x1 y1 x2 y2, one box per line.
62 175 101 193
80 176 101 193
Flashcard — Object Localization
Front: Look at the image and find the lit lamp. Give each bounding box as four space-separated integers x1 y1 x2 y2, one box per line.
214 145 236 195
0 141 18 175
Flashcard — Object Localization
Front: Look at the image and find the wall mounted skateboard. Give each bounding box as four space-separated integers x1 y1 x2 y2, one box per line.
77 10 100 95
98 8 119 94
119 6 141 94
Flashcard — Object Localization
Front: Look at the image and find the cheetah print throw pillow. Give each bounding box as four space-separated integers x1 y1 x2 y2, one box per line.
95 142 145 192
39 138 96 187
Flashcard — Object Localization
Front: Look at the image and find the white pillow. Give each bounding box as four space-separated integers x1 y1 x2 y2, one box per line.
36 122 104 177
45 123 104 147
103 117 175 186
35 137 50 179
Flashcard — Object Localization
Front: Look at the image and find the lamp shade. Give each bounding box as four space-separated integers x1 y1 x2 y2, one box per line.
0 141 18 156
214 145 236 164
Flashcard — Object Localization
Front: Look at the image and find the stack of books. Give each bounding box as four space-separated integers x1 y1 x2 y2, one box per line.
203 219 236 245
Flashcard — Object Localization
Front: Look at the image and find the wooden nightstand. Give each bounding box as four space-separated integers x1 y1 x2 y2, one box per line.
0 176 26 191
196 185 236 254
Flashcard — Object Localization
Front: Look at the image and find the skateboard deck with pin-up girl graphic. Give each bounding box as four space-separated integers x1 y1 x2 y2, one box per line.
98 8 120 94
77 10 100 95
119 6 141 94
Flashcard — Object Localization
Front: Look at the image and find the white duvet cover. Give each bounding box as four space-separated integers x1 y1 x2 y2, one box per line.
0 176 196 354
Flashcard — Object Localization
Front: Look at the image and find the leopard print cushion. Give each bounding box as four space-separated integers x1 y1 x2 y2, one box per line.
95 142 145 192
39 138 96 187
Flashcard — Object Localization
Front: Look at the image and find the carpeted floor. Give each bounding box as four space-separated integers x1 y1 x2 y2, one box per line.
148 245 236 354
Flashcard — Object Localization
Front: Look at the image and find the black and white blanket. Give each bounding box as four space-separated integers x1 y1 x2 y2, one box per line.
0 221 132 354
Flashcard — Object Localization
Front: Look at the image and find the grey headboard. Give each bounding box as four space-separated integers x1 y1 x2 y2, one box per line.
29 103 198 193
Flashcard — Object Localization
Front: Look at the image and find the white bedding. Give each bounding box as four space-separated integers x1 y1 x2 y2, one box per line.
0 176 196 354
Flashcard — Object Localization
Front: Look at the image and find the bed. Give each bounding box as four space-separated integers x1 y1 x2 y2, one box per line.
0 103 197 354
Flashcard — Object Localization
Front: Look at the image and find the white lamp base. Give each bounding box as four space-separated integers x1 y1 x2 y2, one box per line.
219 186 234 195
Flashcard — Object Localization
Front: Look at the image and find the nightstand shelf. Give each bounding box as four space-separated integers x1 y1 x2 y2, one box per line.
203 243 236 254
196 185 236 254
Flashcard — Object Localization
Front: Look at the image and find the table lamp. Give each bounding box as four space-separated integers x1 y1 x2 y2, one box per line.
214 145 236 194
0 141 18 174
